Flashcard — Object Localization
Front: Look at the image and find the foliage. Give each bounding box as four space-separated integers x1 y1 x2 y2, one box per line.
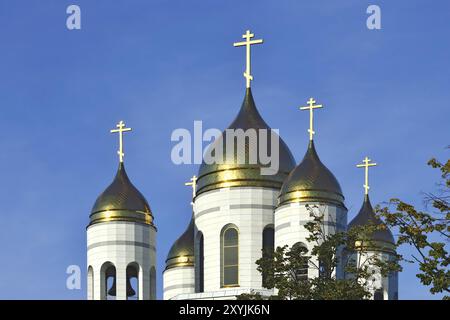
238 205 401 300
377 157 449 297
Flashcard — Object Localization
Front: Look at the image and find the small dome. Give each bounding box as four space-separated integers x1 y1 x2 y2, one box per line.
165 215 195 270
89 163 154 226
196 88 296 196
349 195 395 245
278 140 345 207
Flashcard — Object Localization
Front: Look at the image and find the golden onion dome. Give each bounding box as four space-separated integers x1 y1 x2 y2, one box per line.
165 215 195 270
88 163 154 226
349 195 395 250
278 140 345 207
196 88 296 196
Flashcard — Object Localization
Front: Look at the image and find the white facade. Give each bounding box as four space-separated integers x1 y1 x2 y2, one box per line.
87 221 157 300
275 202 348 278
192 186 277 297
352 250 399 300
163 266 195 300
161 172 398 302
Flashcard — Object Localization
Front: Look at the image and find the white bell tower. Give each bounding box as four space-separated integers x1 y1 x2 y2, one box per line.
348 157 398 300
87 121 157 300
275 98 347 279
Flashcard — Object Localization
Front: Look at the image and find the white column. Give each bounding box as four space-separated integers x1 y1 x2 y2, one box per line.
139 268 150 300
116 265 127 300
98 266 106 300
87 267 92 300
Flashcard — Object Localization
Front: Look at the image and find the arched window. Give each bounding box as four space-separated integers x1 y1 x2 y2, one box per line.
126 263 139 300
87 266 94 300
221 225 239 287
150 266 156 300
262 226 274 288
292 242 308 281
100 262 116 300
195 232 204 293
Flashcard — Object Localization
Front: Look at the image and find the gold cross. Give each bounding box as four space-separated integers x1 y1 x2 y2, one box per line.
110 120 132 163
356 156 377 195
233 30 263 88
300 97 323 141
185 175 198 205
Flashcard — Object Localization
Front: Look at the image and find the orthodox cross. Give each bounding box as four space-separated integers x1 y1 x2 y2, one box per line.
110 120 132 163
356 156 377 195
185 175 198 205
300 97 323 141
233 30 263 88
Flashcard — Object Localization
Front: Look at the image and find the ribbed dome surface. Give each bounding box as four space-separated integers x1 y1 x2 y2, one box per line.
196 88 296 196
89 163 153 226
278 140 344 207
349 195 395 245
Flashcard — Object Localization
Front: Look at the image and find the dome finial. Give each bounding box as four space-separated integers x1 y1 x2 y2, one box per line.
110 120 132 163
356 156 377 195
349 158 395 246
184 175 198 205
233 30 263 88
164 178 196 270
299 97 323 141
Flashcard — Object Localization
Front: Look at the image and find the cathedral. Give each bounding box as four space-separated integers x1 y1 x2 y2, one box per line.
86 30 398 301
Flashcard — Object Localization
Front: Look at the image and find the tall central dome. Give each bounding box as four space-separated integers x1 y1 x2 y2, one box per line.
196 88 296 196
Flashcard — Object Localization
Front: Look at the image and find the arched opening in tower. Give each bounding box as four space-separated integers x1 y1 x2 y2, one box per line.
126 263 139 300
102 263 116 300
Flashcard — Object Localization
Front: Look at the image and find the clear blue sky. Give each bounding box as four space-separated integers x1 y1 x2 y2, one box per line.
0 0 448 299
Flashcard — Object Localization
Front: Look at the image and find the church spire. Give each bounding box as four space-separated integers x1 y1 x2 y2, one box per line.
233 30 263 88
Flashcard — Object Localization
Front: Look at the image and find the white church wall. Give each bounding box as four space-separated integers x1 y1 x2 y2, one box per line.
275 202 348 279
194 187 277 293
359 250 398 300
